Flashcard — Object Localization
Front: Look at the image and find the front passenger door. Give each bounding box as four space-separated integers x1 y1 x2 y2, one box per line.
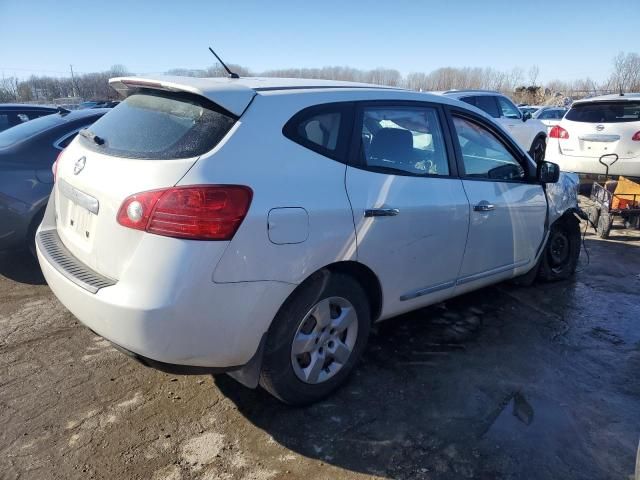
450 113 547 292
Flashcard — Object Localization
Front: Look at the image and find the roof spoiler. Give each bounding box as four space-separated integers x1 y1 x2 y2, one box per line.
109 76 256 117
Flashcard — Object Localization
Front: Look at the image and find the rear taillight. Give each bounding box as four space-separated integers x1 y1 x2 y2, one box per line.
116 185 253 240
52 150 64 182
632 131 640 141
549 125 569 139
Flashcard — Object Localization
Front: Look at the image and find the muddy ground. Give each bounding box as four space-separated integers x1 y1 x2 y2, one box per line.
1 210 639 480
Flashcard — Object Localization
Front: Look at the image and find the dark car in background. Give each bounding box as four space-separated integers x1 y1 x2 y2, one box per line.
0 108 108 253
0 104 59 132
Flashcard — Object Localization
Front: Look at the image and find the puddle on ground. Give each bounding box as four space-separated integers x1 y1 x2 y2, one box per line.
483 392 576 449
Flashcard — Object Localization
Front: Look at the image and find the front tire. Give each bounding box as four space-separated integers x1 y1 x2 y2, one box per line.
538 216 581 282
259 271 371 405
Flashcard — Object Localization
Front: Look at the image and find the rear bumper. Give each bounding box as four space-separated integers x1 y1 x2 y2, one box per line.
37 233 294 368
36 194 295 369
546 149 640 178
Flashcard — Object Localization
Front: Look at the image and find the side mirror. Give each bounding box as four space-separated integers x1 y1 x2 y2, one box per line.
522 111 532 122
538 161 560 183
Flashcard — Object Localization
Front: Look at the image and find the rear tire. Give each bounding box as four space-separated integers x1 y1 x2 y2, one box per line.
538 216 581 282
259 271 371 406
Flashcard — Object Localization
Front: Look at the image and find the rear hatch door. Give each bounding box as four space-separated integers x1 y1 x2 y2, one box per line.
55 83 247 279
559 100 640 159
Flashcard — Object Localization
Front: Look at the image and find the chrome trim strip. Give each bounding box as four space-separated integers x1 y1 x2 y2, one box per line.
36 228 116 294
578 134 620 142
400 280 455 301
456 259 530 286
58 178 99 215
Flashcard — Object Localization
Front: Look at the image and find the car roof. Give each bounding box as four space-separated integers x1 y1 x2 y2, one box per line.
572 93 640 105
110 75 406 116
0 103 58 111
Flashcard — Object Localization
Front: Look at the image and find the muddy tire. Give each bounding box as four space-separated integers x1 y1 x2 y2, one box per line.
596 212 613 239
529 136 546 164
259 271 371 406
538 216 581 282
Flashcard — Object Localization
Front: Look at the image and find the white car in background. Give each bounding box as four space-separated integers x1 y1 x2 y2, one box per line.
441 90 548 163
546 93 640 179
36 76 580 405
533 107 568 133
519 105 543 117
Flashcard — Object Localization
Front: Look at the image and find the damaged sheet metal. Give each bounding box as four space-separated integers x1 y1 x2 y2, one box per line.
546 172 579 223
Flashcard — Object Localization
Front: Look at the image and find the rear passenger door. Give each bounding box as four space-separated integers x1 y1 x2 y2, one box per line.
345 102 469 317
447 110 547 292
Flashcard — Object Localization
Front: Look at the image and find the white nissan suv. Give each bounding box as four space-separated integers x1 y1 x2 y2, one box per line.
37 76 580 405
441 90 548 164
545 93 640 180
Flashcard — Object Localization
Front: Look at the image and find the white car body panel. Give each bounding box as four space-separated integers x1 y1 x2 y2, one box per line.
36 76 576 371
457 181 546 288
345 170 469 319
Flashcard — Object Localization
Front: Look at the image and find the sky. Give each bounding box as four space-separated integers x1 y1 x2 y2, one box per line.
0 0 635 83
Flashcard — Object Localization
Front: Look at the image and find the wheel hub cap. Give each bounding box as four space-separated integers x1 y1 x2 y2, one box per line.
291 296 358 384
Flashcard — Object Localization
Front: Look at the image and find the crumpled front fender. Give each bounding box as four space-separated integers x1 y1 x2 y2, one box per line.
546 172 580 224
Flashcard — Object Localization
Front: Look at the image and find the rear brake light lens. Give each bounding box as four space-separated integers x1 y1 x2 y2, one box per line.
116 185 253 240
549 125 569 139
632 131 640 141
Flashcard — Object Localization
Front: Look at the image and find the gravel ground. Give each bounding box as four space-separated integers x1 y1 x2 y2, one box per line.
1 211 639 480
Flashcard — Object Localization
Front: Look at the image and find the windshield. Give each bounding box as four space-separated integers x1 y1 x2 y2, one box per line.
0 113 61 148
565 101 640 123
79 91 236 159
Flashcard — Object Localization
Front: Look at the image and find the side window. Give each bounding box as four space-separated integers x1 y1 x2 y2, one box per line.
472 96 500 118
497 96 522 119
538 110 553 119
452 116 525 181
17 113 30 123
297 112 341 151
360 105 449 176
283 104 350 160
460 96 476 108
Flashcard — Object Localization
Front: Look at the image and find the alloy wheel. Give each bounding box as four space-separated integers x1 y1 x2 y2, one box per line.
290 296 359 384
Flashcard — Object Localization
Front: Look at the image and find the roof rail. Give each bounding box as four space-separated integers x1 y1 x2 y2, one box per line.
443 89 502 95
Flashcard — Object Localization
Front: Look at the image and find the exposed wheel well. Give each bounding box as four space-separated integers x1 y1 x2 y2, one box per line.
293 261 383 323
553 208 581 229
529 133 547 151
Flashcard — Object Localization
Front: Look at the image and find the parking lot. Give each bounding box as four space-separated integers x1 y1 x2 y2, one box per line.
1 207 639 480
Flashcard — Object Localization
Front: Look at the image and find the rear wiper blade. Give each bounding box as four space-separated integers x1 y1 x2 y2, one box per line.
79 129 105 146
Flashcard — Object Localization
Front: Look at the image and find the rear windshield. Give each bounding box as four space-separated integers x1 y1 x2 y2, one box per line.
0 113 60 148
565 101 640 123
79 91 236 159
